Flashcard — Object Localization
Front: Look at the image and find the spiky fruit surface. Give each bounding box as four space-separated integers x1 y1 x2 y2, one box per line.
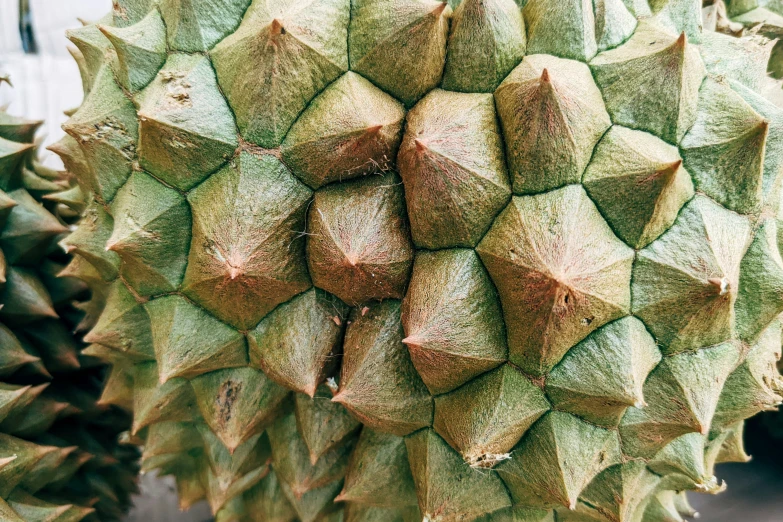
59 0 783 520
0 108 139 521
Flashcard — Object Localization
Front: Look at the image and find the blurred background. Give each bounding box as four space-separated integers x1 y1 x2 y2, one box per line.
1 1 782 521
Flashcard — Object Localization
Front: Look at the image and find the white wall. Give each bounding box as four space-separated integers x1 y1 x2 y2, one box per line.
0 0 111 167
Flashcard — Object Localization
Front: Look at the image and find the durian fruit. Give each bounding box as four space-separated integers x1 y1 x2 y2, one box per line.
0 107 140 521
58 0 783 521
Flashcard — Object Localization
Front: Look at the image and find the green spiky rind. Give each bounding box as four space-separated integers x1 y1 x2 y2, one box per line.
53 1 783 520
477 185 634 375
632 195 752 354
590 21 706 144
0 109 139 521
306 172 413 305
249 288 347 397
546 316 662 427
211 0 348 148
401 248 508 394
182 152 312 330
398 89 511 249
335 301 433 436
442 0 526 92
582 125 694 249
349 0 450 107
62 65 138 203
406 429 512 520
281 72 406 190
99 9 167 92
497 411 622 510
495 54 611 195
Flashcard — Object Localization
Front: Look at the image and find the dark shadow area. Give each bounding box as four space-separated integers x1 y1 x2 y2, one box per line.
689 416 783 521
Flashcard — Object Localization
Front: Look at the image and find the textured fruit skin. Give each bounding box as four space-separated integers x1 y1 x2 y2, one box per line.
718 0 783 440
0 108 139 521
59 0 783 521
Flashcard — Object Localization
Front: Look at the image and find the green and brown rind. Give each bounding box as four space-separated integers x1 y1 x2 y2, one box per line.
57 0 783 521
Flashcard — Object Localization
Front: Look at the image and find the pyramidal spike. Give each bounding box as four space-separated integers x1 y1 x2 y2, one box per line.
590 21 706 143
523 0 597 61
568 461 661 522
714 321 783 428
443 0 526 92
730 79 783 213
633 196 751 353
0 322 41 377
98 362 135 410
643 490 689 521
65 24 112 94
680 78 767 214
21 319 81 373
99 9 166 92
496 411 621 509
0 111 42 143
47 135 98 196
0 138 33 191
281 71 406 190
182 152 312 329
6 491 94 522
146 295 247 383
335 301 433 436
191 367 288 453
0 267 58 324
20 167 63 196
619 342 740 458
240 470 298 522
267 411 353 499
735 221 783 342
84 280 155 361
142 421 202 461
160 0 251 52
0 433 59 497
648 433 718 492
714 422 752 464
338 428 418 507
349 0 449 107
249 288 347 396
434 365 550 466
62 65 138 203
198 427 270 513
594 0 637 51
0 188 68 264
398 90 511 249
211 0 348 147
583 126 694 248
42 184 85 214
131 362 198 434
62 191 122 269
546 317 662 427
0 190 16 228
136 53 238 191
477 185 634 375
495 54 611 194
295 385 360 465
279 478 343 522
0 383 38 425
401 249 507 393
307 172 413 305
405 429 511 520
